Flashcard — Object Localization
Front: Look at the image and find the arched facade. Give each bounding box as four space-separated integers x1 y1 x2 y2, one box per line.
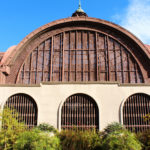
16 30 144 84
0 17 149 84
61 93 99 130
0 13 150 132
123 93 150 132
4 93 38 128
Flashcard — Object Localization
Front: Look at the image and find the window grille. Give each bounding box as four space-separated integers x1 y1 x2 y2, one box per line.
17 30 144 84
61 94 99 130
4 94 38 128
123 93 150 132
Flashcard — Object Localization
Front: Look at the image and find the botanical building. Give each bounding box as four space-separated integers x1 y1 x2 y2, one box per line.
0 6 150 132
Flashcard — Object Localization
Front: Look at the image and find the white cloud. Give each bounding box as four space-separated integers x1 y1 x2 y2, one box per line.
116 0 150 44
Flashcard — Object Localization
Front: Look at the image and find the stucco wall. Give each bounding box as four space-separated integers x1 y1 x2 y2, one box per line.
0 83 149 131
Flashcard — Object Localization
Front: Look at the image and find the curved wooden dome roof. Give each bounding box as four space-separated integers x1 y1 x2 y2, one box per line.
1 16 150 84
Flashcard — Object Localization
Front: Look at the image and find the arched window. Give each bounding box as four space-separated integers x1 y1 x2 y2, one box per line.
61 94 99 130
17 30 144 84
4 93 38 128
123 93 150 132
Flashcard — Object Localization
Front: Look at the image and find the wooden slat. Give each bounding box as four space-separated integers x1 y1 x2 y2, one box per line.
69 32 71 81
113 40 117 81
42 41 45 81
106 36 110 81
120 46 124 83
87 32 91 81
50 36 54 81
48 39 52 81
62 32 65 81
95 32 99 81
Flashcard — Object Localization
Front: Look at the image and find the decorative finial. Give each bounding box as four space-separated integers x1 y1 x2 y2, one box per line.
72 0 88 17
79 0 82 9
77 0 84 13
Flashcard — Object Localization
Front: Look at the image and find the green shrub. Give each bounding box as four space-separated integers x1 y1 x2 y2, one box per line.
0 108 26 150
14 128 61 150
136 130 150 150
104 122 125 134
102 130 142 150
59 129 102 150
144 114 150 122
37 123 57 133
102 122 142 150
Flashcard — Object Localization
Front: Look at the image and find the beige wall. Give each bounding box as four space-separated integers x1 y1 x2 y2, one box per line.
0 83 149 131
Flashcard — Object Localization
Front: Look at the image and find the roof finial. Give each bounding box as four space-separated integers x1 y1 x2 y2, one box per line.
79 0 82 9
76 0 84 12
72 0 88 17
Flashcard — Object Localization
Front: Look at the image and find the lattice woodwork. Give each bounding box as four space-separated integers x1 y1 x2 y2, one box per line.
17 30 144 84
123 93 150 132
61 94 99 130
5 94 38 128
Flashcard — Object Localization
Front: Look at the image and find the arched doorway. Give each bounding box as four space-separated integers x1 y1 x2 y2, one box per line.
4 93 38 128
61 94 99 130
123 93 150 132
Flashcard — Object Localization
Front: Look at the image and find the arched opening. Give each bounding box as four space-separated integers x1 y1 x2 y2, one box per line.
123 93 150 132
17 30 144 84
4 93 38 128
61 93 99 130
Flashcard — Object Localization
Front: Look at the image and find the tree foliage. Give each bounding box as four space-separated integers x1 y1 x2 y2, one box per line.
102 122 142 150
59 129 102 150
0 108 61 150
102 130 142 150
37 123 57 133
104 122 125 134
0 110 145 150
136 130 150 150
0 108 26 150
14 128 61 150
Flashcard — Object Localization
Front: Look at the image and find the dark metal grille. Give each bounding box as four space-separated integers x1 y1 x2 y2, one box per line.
17 30 144 84
123 93 150 132
61 94 99 130
4 94 38 128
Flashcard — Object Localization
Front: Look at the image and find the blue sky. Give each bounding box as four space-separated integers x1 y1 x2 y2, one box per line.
0 0 150 52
